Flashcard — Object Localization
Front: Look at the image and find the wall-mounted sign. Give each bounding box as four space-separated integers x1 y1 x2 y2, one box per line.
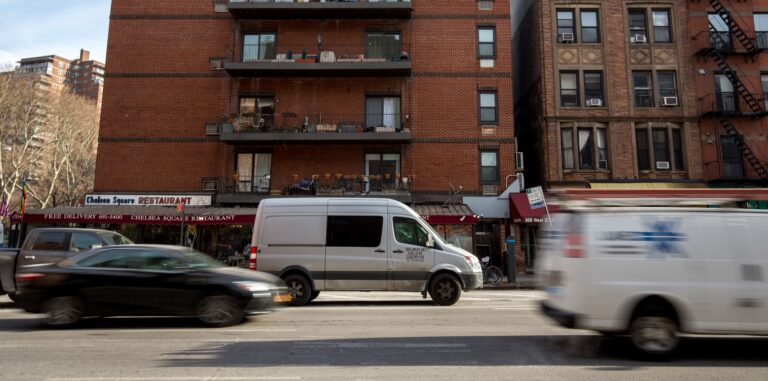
84 194 212 207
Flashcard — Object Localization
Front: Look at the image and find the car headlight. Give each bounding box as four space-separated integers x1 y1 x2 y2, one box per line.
234 281 271 293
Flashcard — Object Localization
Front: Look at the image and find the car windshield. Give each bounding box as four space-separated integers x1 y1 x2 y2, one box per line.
180 250 225 269
97 232 134 245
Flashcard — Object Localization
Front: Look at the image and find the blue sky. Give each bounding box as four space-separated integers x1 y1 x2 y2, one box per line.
0 0 111 67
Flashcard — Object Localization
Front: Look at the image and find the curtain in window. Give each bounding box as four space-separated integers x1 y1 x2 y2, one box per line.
578 128 594 169
237 154 253 192
561 129 574 169
366 98 384 127
382 97 399 128
254 153 272 192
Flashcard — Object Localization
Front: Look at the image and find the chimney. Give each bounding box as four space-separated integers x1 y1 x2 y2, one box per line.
80 49 90 62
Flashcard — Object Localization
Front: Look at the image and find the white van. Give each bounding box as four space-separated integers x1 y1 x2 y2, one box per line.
538 206 768 357
249 198 483 306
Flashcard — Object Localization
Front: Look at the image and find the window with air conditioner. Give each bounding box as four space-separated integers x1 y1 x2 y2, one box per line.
584 71 604 106
628 9 648 43
658 71 678 107
557 9 576 43
635 125 685 171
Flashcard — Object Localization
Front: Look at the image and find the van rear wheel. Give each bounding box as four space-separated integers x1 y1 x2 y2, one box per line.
428 274 462 306
629 315 679 359
284 274 312 306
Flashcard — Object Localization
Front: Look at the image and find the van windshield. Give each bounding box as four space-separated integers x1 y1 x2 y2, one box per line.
415 215 447 247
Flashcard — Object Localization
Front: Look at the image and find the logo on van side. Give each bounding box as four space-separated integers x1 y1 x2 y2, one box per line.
601 219 687 258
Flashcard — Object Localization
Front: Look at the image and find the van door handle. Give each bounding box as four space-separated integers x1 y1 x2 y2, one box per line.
393 250 404 254
374 249 386 253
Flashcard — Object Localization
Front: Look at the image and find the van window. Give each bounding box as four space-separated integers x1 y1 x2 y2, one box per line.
31 232 69 251
327 216 383 247
393 217 429 247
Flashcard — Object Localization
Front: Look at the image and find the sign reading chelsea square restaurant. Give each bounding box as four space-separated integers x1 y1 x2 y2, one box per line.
85 194 212 207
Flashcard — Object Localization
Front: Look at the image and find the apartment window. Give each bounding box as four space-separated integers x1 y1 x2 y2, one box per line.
633 71 653 107
762 74 768 110
708 14 731 50
480 151 499 183
560 72 579 107
561 125 608 170
756 14 768 49
652 10 672 43
557 10 576 42
365 153 400 192
243 33 276 61
628 9 648 41
635 125 685 171
583 71 604 105
238 97 275 130
715 74 737 113
721 135 745 178
478 91 498 124
657 71 678 102
366 97 401 130
366 32 402 61
236 153 272 193
477 26 496 58
580 10 600 43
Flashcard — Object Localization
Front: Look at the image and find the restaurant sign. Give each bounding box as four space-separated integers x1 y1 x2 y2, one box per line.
85 194 212 207
24 212 255 226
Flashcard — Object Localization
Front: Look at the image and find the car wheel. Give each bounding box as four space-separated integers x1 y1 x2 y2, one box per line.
428 274 462 306
284 274 312 306
629 315 679 359
309 290 320 302
42 296 84 328
197 295 244 327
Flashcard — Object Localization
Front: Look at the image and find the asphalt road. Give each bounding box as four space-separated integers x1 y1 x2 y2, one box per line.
0 291 766 381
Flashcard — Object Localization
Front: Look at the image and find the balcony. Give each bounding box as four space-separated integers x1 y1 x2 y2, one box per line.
692 30 767 56
698 92 767 117
224 43 411 77
225 0 413 20
218 113 413 143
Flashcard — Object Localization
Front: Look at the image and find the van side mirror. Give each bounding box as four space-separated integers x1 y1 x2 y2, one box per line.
426 236 435 248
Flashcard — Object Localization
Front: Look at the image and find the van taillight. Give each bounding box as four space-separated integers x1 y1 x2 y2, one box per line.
249 246 258 271
564 234 584 258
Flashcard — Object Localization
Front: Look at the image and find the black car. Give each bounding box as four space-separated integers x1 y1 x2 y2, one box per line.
16 245 289 327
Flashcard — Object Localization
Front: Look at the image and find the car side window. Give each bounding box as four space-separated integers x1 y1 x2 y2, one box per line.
76 249 131 268
30 232 69 251
70 233 104 252
393 217 429 247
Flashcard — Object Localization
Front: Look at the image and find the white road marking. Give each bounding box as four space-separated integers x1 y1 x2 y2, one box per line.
48 378 300 381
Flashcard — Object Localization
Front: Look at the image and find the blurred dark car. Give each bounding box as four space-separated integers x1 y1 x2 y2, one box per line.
16 245 289 328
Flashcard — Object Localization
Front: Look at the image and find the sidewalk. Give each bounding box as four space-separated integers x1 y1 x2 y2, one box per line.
478 274 538 290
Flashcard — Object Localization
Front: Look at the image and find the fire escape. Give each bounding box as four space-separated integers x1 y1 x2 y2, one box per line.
698 0 768 178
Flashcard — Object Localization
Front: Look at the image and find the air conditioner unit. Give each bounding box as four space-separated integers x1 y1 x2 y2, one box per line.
598 160 609 170
586 98 603 107
205 123 221 136
631 34 647 43
203 180 218 192
478 1 493 11
656 161 671 170
559 33 575 43
662 96 679 106
209 59 225 70
482 185 498 196
516 152 525 170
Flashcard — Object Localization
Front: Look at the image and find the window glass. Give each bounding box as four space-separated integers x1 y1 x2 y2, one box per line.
709 14 731 50
366 32 402 61
633 71 653 107
366 97 401 129
70 233 104 252
393 217 429 247
584 71 603 103
653 128 670 165
628 9 648 39
755 14 768 48
636 129 650 170
327 216 383 247
557 10 576 41
243 34 276 61
96 232 133 245
481 151 499 182
652 10 671 42
478 27 495 58
76 249 129 268
721 135 744 178
597 128 608 169
479 92 498 124
672 129 685 171
580 10 599 43
657 71 677 98
578 128 595 169
31 232 68 251
561 129 574 169
560 72 579 106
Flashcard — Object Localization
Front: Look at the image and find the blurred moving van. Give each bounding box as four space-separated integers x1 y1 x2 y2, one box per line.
538 205 768 357
250 198 483 306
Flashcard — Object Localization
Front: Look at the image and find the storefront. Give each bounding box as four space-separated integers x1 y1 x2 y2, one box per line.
414 204 478 254
509 193 552 274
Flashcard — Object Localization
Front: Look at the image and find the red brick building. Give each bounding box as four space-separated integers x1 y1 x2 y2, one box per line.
688 0 768 184
92 1 518 265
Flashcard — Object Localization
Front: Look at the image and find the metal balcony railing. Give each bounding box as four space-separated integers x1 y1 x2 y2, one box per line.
225 113 407 134
239 43 410 63
699 92 766 116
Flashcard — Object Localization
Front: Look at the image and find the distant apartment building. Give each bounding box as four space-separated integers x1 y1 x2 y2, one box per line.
17 49 105 109
689 0 768 184
513 0 703 190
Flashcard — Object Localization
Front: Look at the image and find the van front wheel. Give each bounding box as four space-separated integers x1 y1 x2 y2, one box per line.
629 315 679 359
284 274 312 306
428 274 462 306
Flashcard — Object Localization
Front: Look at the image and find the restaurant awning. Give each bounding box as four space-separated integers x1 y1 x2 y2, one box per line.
509 193 553 224
23 206 259 225
413 204 479 225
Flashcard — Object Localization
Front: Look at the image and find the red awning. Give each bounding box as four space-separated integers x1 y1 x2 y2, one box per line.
414 204 478 225
509 193 554 224
22 206 259 226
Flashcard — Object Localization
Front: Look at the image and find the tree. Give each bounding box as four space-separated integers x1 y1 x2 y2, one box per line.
0 71 100 212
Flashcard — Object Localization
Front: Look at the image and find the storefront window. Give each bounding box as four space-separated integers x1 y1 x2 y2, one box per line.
433 224 474 254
